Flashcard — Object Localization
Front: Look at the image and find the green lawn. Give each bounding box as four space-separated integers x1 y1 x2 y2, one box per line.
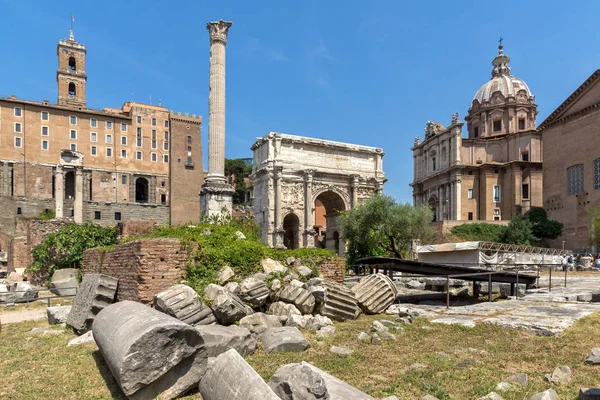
2 312 600 399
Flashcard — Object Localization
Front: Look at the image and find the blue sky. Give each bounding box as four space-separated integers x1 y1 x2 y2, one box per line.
2 0 600 203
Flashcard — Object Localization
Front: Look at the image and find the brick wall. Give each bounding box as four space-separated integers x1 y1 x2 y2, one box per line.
83 238 187 304
318 256 346 283
116 220 158 239
9 236 27 275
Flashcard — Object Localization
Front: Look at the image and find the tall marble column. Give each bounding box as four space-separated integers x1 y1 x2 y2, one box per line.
55 166 64 218
200 20 235 218
303 170 315 248
74 167 83 223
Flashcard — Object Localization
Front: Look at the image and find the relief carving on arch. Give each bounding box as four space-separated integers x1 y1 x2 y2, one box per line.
281 182 304 208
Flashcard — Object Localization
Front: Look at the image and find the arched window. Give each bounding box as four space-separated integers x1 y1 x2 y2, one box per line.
68 57 76 71
68 82 76 96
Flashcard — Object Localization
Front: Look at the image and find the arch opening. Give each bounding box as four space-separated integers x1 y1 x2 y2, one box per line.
314 190 346 256
283 213 300 250
68 56 76 71
65 171 75 200
428 196 438 222
135 177 149 203
68 82 76 96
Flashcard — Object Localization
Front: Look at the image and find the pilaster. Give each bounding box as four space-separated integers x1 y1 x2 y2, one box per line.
55 166 64 218
74 167 83 223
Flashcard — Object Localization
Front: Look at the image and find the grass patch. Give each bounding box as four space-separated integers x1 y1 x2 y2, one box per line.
2 313 600 399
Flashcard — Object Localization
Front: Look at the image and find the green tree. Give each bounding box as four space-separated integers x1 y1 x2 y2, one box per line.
28 223 118 277
526 207 563 240
500 216 537 245
341 194 434 264
450 222 506 242
225 158 253 204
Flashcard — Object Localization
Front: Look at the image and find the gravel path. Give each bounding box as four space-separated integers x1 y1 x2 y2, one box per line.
0 308 47 324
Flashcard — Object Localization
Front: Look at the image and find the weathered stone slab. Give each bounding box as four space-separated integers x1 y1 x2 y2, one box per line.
93 301 207 400
260 327 310 354
195 324 257 357
296 265 313 278
239 312 282 334
66 274 118 334
154 284 216 326
224 281 240 295
270 301 302 317
67 330 96 347
261 258 287 275
586 348 600 364
47 305 71 325
277 285 316 314
330 346 353 356
217 265 235 284
306 315 334 332
210 290 253 325
352 274 397 314
239 277 270 308
203 283 224 302
304 362 376 399
49 268 79 296
529 389 558 400
431 315 476 328
198 349 280 400
317 280 360 321
268 362 328 400
10 281 39 300
544 365 571 385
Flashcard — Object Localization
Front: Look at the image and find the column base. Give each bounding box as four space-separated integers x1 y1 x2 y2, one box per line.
303 229 316 248
273 228 286 249
200 181 235 219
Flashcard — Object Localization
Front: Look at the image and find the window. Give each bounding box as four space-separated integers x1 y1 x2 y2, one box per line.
567 164 584 195
152 118 156 126
41 111 49 121
90 118 97 128
114 212 122 221
70 129 77 139
595 158 600 190
152 129 157 139
432 157 436 171
90 132 97 142
14 107 22 117
17 207 22 215
468 212 473 220
493 119 501 132
164 131 169 141
152 140 157 149
164 120 169 128
493 185 501 202
474 126 479 138
522 152 529 162
94 211 101 220
122 175 127 184
468 189 473 199
41 126 49 136
70 143 77 151
151 153 157 162
14 122 22 133
68 82 76 96
41 140 49 150
121 136 127 145
494 209 500 215
137 116 142 123
187 156 193 165
121 123 127 132
187 146 192 153
14 137 22 147
106 121 113 130
161 194 167 204
163 142 169 150
522 184 530 199
136 138 142 147
91 146 97 156
136 151 142 160
106 134 113 144
163 154 169 163
106 147 112 157
518 118 526 130
187 136 192 143
70 115 77 125
121 149 127 158
68 56 76 71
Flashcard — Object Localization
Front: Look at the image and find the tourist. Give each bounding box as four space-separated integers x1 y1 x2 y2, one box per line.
561 255 568 271
596 254 600 268
568 254 575 271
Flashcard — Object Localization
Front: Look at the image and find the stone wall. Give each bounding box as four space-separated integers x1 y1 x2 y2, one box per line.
83 201 169 227
318 257 346 283
0 195 56 235
82 238 187 304
116 220 158 239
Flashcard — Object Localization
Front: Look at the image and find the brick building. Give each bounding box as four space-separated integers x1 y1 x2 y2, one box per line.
0 28 204 234
411 44 543 222
540 70 600 252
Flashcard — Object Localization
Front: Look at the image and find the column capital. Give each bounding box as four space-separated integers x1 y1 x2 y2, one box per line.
207 20 233 44
55 165 64 173
351 174 360 186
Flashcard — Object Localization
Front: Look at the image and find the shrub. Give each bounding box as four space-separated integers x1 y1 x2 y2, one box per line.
450 222 506 242
500 216 537 245
28 223 118 278
526 207 563 240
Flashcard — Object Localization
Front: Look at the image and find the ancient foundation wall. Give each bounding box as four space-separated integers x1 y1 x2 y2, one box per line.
83 201 169 227
318 257 346 283
82 238 187 304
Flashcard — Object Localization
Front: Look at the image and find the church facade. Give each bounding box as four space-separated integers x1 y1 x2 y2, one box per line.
411 44 543 221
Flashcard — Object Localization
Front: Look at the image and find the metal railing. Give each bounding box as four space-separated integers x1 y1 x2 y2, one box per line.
0 286 78 307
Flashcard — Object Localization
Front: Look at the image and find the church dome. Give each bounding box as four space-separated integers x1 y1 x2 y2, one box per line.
473 44 532 103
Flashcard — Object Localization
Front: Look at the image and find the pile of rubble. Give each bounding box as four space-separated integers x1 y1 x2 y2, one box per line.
54 256 398 399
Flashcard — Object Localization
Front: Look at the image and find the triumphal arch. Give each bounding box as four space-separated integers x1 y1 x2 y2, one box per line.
251 132 385 255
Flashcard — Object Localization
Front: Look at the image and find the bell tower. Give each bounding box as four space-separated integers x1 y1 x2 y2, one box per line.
56 18 87 107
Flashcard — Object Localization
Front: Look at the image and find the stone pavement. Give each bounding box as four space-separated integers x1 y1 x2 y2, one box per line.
396 274 600 336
